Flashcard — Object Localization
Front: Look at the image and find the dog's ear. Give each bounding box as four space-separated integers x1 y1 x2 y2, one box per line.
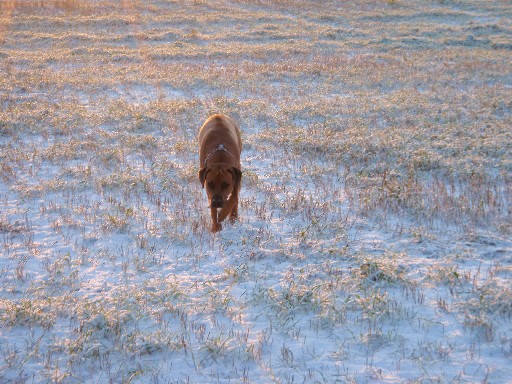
230 167 242 189
199 167 209 188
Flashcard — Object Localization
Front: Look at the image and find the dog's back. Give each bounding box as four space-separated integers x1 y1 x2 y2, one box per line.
199 114 242 166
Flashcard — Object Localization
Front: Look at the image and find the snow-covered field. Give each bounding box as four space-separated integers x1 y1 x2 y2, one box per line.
1 0 511 382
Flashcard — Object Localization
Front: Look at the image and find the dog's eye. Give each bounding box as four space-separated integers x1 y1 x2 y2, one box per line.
207 182 215 189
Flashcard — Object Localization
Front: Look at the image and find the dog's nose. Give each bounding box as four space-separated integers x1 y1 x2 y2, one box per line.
211 196 223 208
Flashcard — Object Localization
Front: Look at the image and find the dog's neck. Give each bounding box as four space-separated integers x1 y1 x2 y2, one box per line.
204 144 235 167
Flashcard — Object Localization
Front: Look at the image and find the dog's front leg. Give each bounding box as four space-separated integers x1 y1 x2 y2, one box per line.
217 190 238 223
210 206 222 232
229 194 238 222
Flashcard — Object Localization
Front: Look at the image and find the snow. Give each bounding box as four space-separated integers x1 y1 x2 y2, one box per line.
1 0 512 383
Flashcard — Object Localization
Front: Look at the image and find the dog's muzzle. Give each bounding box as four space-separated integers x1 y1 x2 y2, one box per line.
211 196 223 208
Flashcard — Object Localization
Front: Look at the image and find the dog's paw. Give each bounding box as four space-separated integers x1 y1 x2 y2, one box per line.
212 223 222 233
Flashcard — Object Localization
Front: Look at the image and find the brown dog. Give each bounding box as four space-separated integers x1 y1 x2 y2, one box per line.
198 114 242 232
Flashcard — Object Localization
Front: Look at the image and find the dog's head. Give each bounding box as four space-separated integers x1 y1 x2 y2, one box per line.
199 166 242 208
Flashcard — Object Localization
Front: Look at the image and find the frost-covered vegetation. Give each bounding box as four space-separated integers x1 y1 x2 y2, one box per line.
0 0 511 382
